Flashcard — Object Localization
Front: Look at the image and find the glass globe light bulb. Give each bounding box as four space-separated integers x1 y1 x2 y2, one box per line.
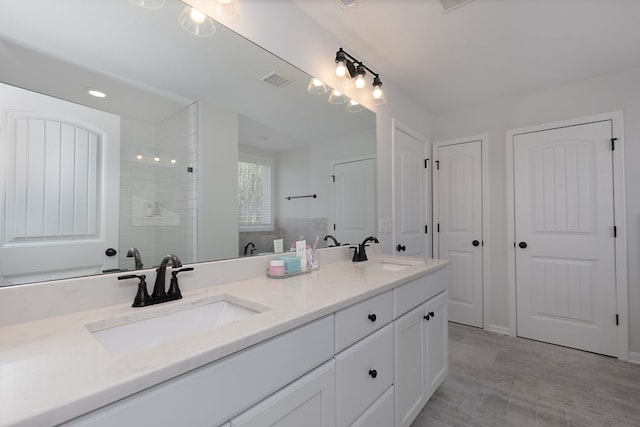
355 74 365 89
336 60 347 77
190 8 206 23
373 85 383 99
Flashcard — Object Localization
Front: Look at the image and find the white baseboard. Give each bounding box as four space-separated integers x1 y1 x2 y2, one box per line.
485 324 510 335
629 352 640 364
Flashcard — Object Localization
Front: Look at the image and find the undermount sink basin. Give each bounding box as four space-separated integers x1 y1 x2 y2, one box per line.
85 294 270 357
379 261 413 271
365 258 423 272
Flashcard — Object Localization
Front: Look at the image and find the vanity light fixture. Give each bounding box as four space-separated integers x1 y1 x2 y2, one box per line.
88 88 106 98
345 99 365 113
307 78 329 95
178 6 216 37
328 89 348 104
211 0 239 19
334 47 386 104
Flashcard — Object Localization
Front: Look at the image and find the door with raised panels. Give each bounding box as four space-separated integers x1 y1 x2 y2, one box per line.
513 120 617 356
434 139 483 327
393 126 428 257
0 82 120 284
332 157 376 246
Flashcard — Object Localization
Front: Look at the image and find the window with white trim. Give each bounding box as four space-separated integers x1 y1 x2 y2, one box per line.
238 154 273 230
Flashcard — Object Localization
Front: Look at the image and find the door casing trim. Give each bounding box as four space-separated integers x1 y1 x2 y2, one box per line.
505 111 628 360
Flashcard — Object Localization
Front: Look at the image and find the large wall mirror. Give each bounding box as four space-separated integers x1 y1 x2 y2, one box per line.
0 0 376 286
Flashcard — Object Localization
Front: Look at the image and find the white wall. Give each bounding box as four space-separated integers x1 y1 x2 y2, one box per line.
430 66 640 355
198 102 239 261
186 0 432 255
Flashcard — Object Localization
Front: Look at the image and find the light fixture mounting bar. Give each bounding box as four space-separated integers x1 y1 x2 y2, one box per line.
335 47 379 78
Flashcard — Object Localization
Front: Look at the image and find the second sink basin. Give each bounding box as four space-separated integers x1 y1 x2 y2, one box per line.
86 294 270 357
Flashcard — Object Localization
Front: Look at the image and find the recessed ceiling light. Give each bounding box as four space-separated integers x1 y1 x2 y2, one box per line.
171 159 177 164
136 154 143 160
154 157 160 162
88 89 106 98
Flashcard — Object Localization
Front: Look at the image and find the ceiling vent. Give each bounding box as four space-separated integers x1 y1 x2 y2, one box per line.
335 0 366 11
259 71 294 88
439 0 474 13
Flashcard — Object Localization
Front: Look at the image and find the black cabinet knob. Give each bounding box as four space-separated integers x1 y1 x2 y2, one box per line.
519 241 528 249
472 240 480 247
105 248 117 257
424 314 430 321
429 311 435 318
368 313 377 322
396 244 406 252
368 369 377 379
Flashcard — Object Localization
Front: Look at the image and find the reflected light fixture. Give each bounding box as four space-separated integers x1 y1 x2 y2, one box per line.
307 78 329 95
328 89 348 104
130 0 165 9
178 6 216 37
345 99 365 113
334 47 386 104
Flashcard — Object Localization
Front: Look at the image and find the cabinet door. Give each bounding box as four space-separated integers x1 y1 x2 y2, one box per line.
230 361 335 427
394 303 428 427
425 291 449 399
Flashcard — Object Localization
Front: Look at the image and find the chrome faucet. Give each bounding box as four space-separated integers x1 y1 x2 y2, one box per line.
243 242 256 256
126 247 143 270
152 254 182 298
351 236 379 262
323 235 340 247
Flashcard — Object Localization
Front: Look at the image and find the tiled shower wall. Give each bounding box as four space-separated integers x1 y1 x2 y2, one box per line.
156 103 198 264
118 104 198 270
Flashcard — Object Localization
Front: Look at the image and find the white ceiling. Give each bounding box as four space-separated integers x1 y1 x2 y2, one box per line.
294 0 640 113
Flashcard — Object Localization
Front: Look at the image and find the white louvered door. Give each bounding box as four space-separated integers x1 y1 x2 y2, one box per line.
0 83 120 285
513 120 617 356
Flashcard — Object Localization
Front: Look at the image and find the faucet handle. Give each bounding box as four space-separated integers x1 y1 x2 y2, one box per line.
168 267 193 298
118 274 151 308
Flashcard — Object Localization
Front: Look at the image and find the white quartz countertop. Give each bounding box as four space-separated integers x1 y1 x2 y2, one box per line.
0 256 447 427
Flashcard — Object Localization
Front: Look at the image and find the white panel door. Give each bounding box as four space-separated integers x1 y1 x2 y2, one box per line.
434 140 483 327
393 128 426 257
0 83 120 284
332 158 376 246
513 120 617 356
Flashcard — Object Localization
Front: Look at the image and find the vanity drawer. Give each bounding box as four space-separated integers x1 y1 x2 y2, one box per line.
335 290 392 353
335 323 393 427
393 267 448 318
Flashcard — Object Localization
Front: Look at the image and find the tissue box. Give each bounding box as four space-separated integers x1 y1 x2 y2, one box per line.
279 256 302 273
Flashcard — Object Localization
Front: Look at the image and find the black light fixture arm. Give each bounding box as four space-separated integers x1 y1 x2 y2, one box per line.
336 47 380 80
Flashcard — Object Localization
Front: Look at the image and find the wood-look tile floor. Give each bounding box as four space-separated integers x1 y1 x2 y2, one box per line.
412 322 640 427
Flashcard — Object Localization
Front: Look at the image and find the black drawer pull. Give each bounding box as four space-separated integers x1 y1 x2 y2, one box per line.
368 369 377 379
368 313 377 322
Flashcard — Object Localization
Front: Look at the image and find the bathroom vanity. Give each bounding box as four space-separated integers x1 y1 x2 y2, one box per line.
0 249 448 427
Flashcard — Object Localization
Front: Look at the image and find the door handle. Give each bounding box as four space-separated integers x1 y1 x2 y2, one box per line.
396 244 406 252
518 242 528 249
105 248 117 257
472 240 480 247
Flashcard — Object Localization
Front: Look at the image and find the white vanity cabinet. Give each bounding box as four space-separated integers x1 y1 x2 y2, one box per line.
394 290 449 427
65 316 334 427
62 265 449 427
229 360 335 427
